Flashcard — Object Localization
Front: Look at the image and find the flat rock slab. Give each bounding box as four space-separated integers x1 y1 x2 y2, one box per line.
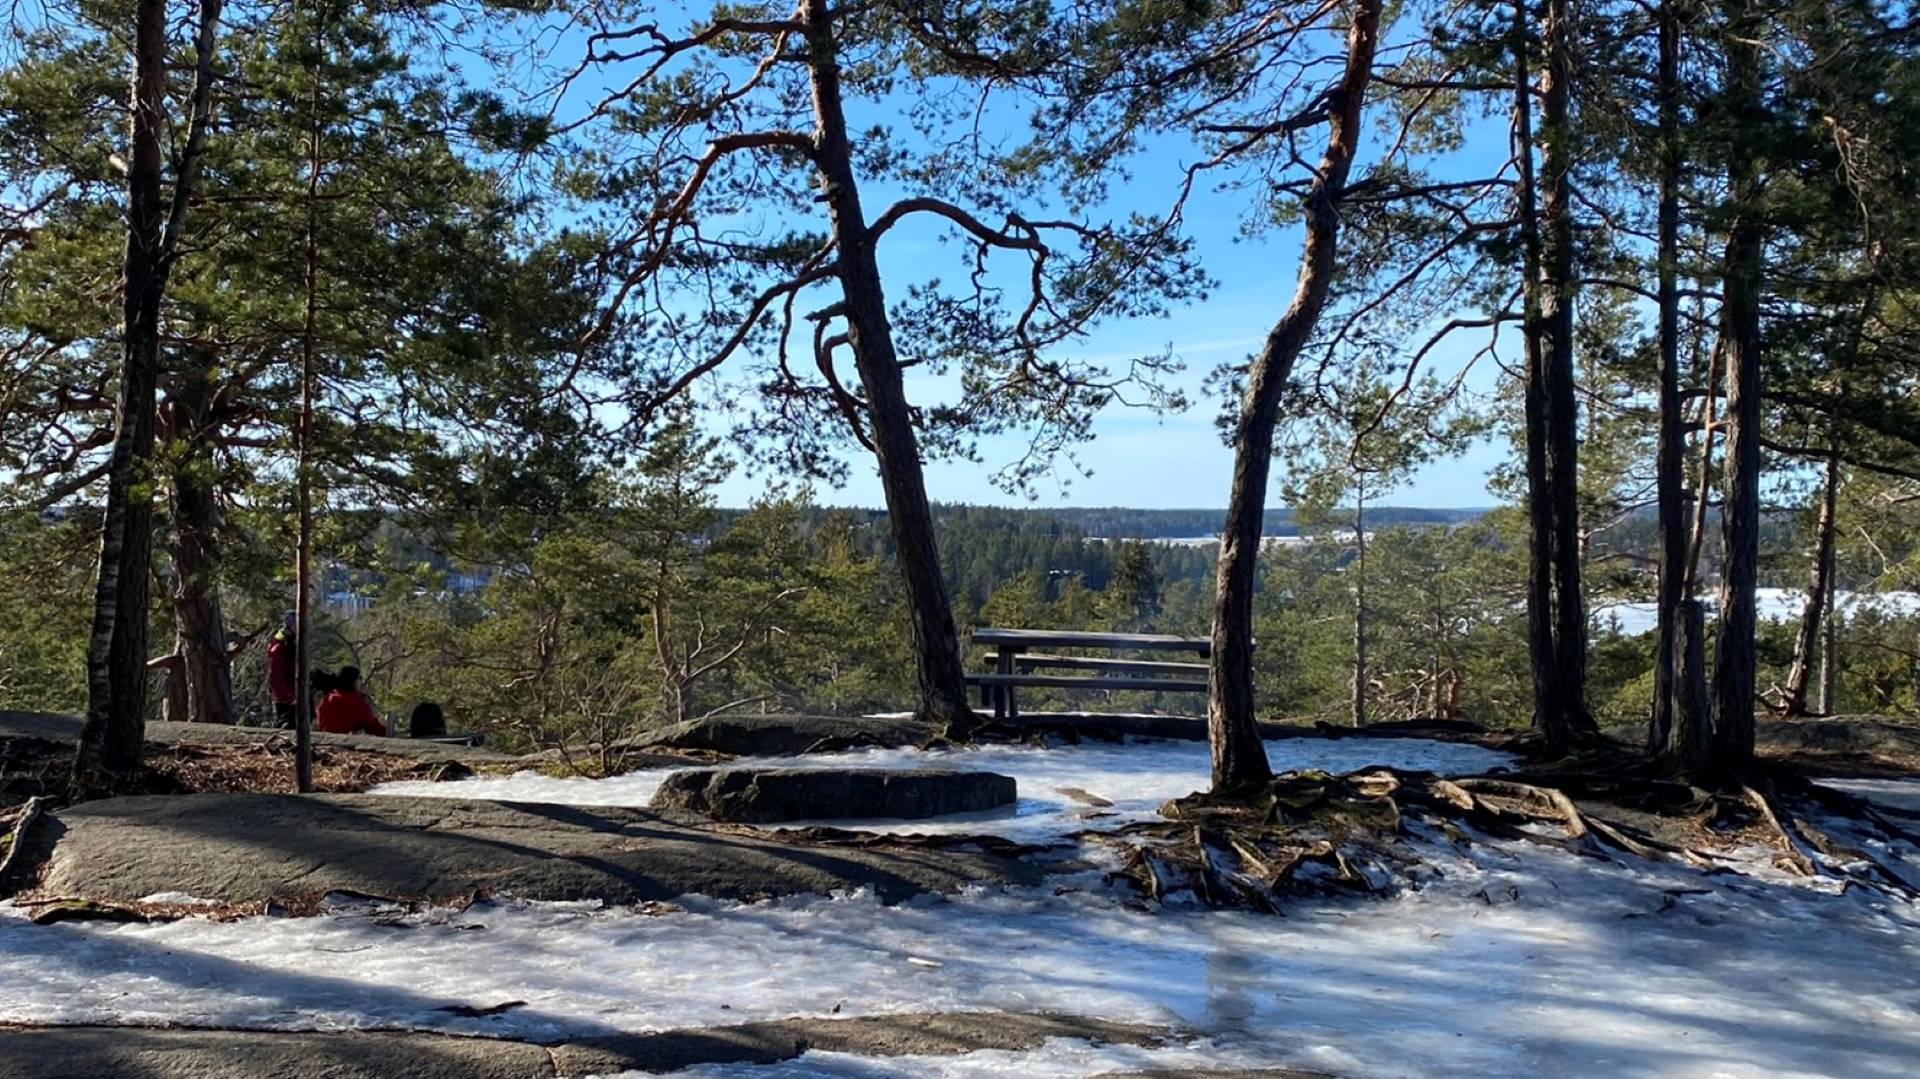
1760 716 1920 760
649 767 1017 823
0 710 519 765
20 793 1037 909
0 1013 1166 1078
559 1011 1165 1075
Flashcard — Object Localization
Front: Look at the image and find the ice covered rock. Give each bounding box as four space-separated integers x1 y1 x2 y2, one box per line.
650 767 1017 823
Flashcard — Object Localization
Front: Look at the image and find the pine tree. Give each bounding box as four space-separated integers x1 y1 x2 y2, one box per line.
1101 542 1162 633
1 2 601 750
536 2 1201 736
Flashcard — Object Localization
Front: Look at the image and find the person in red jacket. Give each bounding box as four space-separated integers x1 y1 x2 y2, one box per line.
266 611 299 728
315 666 387 736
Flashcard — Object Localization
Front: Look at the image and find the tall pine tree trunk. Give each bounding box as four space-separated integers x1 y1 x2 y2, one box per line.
1514 0 1559 750
1650 0 1695 754
1817 580 1838 714
168 378 235 725
1708 0 1765 772
75 0 223 790
800 0 972 735
1350 488 1367 729
1684 343 1720 593
75 0 171 788
294 27 324 792
1671 598 1713 770
1540 0 1591 744
1672 340 1721 769
1512 0 1556 750
1207 0 1381 792
1515 0 1594 753
1783 445 1839 716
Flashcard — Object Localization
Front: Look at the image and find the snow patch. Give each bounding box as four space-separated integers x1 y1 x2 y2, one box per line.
370 737 1517 843
133 893 224 908
1818 777 1920 815
3 829 1916 1077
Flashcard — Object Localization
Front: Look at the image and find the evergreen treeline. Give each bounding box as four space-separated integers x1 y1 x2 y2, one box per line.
6 0 1920 789
13 478 1920 759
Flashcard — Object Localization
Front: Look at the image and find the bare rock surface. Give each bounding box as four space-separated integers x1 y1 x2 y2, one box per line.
0 1026 551 1079
19 793 1037 909
0 1013 1167 1078
1759 715 1920 761
649 766 1017 823
0 710 516 765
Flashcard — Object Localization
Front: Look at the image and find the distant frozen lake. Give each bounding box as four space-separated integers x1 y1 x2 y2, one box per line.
1593 588 1920 638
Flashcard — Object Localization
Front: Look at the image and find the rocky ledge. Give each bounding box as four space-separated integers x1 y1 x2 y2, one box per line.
649 767 1017 824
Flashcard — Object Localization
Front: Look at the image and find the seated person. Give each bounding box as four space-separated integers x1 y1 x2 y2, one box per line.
406 700 484 746
408 701 447 739
315 666 387 736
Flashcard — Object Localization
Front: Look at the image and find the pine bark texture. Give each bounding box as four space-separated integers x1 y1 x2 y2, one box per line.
294 34 324 793
76 0 171 787
1516 0 1596 753
1650 0 1692 754
76 0 224 790
1206 0 1381 792
1709 0 1765 770
167 423 235 726
800 0 973 735
1670 598 1713 773
1818 588 1838 714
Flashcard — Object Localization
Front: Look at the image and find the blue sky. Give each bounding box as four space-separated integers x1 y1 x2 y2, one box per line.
702 157 1516 511
708 141 1516 511
710 270 1512 510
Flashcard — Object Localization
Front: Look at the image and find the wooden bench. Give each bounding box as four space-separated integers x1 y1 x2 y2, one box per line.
967 627 1211 720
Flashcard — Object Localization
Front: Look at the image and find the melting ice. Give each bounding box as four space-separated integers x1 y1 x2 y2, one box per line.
370 736 1519 843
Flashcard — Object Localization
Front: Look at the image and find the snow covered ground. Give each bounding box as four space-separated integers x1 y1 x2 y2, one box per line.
370 737 1519 844
1818 776 1920 815
1594 588 1920 638
2 824 1916 1077
8 737 1918 1076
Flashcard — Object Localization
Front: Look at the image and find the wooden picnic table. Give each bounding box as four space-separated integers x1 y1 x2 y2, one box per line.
971 628 1213 654
968 627 1211 720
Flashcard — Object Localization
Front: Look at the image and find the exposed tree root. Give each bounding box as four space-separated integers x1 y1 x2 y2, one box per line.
0 796 45 895
1739 783 1819 877
802 732 908 755
1091 765 1920 911
10 893 277 925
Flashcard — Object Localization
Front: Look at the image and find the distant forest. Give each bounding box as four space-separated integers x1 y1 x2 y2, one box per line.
926 505 1486 540
715 503 1803 613
718 504 1488 608
338 500 1811 616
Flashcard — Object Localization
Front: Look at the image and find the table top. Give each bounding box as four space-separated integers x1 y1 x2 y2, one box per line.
971 627 1212 654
